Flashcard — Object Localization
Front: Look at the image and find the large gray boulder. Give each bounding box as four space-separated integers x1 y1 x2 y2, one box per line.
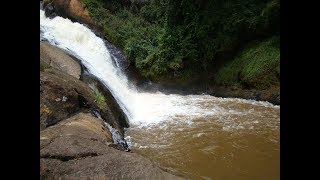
40 112 183 179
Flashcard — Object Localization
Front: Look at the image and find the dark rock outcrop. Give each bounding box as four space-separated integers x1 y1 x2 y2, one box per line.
43 0 98 29
40 112 182 179
40 67 127 132
44 3 55 18
40 68 93 130
81 72 129 133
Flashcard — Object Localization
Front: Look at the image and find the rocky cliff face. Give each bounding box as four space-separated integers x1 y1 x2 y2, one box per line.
40 42 128 133
40 41 183 179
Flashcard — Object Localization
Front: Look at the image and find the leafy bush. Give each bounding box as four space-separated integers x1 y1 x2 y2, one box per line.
92 90 106 108
214 36 280 89
40 62 51 71
81 0 279 85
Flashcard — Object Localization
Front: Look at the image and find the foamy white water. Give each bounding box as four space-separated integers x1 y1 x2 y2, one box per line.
40 10 279 128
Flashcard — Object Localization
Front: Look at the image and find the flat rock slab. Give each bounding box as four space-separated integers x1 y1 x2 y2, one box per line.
40 112 113 156
40 112 183 179
40 41 81 79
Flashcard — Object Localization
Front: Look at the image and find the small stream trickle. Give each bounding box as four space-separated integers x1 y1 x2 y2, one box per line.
91 110 129 151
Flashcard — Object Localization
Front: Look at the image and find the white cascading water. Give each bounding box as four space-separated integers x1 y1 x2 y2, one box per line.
40 10 279 128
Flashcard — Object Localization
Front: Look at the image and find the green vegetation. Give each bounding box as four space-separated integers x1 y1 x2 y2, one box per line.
93 90 107 108
81 0 279 88
40 62 51 71
214 36 280 89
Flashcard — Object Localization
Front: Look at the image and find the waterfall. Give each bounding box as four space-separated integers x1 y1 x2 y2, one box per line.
40 9 135 121
40 10 278 128
40 10 280 179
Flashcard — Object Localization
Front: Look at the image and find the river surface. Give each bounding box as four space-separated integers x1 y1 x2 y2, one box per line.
125 97 279 179
40 9 280 179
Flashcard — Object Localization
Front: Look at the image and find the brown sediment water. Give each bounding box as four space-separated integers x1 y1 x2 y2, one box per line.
125 96 279 180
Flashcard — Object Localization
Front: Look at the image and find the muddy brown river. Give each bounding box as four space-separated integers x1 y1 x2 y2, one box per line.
125 96 280 180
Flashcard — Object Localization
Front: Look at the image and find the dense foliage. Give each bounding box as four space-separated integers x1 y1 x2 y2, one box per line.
81 0 279 87
214 36 280 89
